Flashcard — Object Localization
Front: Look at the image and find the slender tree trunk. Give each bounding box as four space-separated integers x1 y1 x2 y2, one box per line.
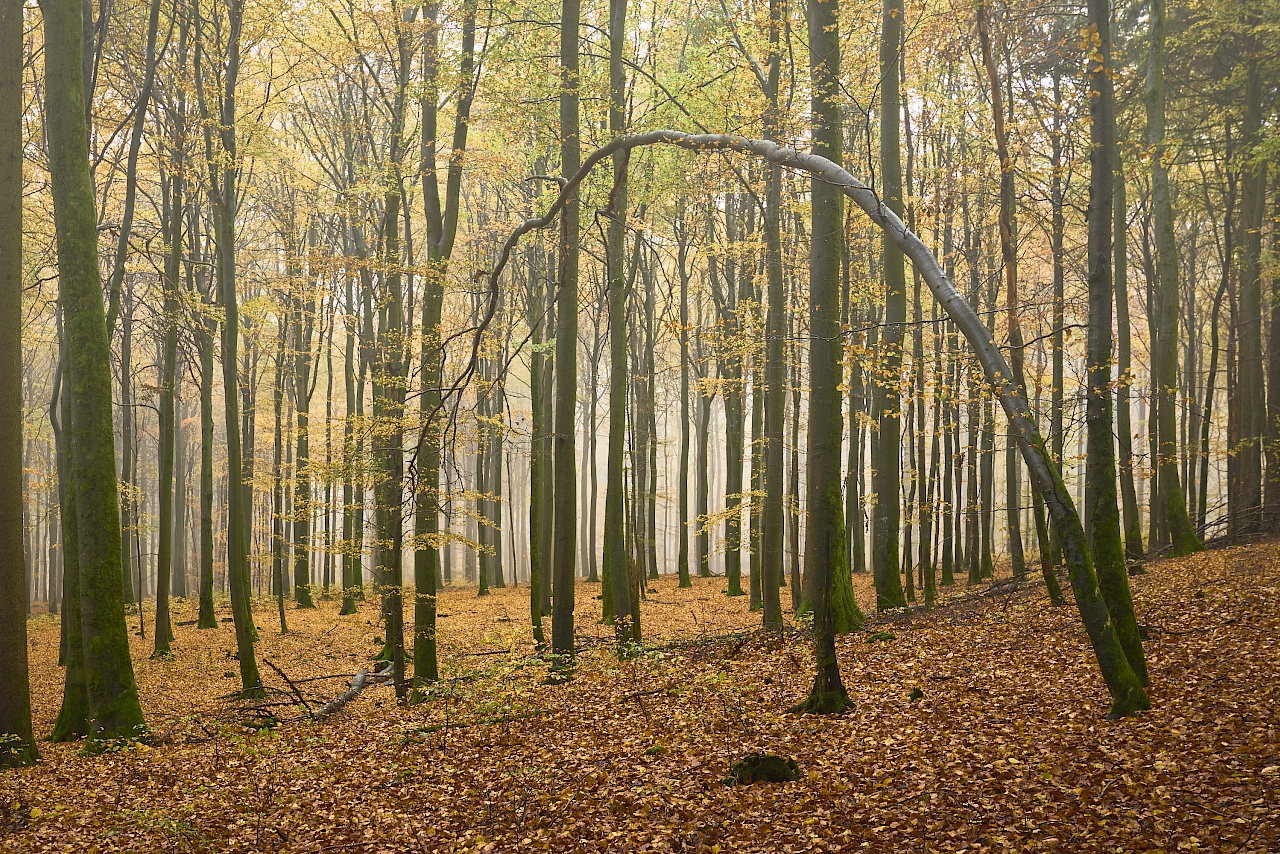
154 163 183 655
676 210 693 589
195 0 260 694
1235 38 1266 536
271 307 289 631
1145 0 1203 556
0 0 38 763
550 0 581 658
51 342 89 740
292 239 318 606
1086 0 1148 686
1114 156 1144 562
604 0 636 642
795 0 862 715
871 0 907 611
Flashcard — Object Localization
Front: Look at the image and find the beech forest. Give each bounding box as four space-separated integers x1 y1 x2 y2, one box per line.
0 0 1277 850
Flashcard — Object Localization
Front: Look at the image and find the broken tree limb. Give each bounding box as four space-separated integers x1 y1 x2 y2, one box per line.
313 669 371 721
472 129 1148 718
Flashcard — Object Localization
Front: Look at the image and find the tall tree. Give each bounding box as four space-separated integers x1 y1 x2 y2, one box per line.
976 0 1027 579
1234 12 1267 538
759 0 786 627
1144 0 1203 556
194 0 261 695
551 0 581 658
794 0 862 715
870 0 907 611
0 0 38 767
604 0 638 643
153 141 184 656
414 0 478 688
41 0 148 744
1084 0 1148 686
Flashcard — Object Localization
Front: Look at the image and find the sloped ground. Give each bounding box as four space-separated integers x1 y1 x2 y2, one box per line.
2 544 1277 853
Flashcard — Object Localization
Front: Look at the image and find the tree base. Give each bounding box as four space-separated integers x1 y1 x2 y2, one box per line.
788 688 851 715
1107 685 1151 720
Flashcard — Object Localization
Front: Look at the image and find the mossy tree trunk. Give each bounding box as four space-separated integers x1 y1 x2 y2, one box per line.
41 0 148 744
796 0 861 714
1085 0 1148 687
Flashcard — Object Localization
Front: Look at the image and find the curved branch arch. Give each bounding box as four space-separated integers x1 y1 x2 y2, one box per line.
466 129 1147 716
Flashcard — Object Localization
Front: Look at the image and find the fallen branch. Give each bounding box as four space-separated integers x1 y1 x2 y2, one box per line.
314 667 388 721
262 658 314 718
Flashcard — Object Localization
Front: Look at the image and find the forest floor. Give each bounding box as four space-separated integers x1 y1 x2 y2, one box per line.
2 543 1278 853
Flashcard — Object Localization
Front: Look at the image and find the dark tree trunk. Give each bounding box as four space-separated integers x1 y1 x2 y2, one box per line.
794 0 862 715
1086 0 1148 686
42 0 148 743
871 0 907 612
0 0 38 764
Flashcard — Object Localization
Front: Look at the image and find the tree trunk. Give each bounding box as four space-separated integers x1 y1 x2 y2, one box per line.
871 0 907 612
550 0 581 658
1086 0 1148 686
1145 0 1203 556
794 0 861 715
41 0 148 743
154 162 183 656
604 0 636 643
1114 156 1145 562
1235 41 1266 537
0 0 38 763
676 207 693 589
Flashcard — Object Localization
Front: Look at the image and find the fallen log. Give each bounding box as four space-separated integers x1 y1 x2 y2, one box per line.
314 666 389 721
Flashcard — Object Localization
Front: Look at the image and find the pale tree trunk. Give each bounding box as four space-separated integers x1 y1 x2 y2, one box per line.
1114 156 1145 562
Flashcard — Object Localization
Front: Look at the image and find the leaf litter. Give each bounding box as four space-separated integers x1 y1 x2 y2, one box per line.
2 543 1277 852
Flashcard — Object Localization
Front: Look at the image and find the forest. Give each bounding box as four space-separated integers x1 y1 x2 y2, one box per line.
0 0 1277 849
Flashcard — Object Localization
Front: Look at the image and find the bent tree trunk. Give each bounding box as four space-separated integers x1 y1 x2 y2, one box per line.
477 128 1151 719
